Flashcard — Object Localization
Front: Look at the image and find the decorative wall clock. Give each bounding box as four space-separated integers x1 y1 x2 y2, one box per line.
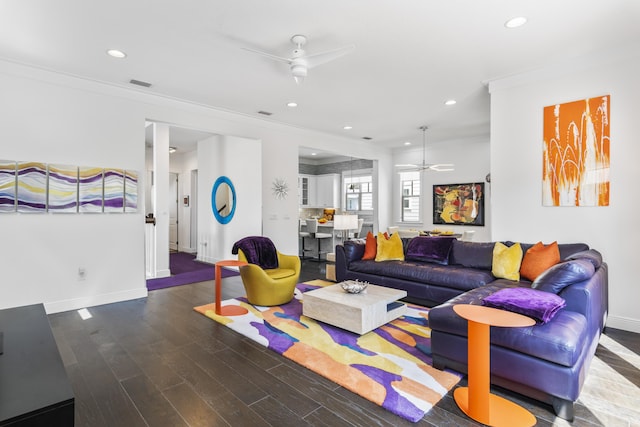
272 177 289 200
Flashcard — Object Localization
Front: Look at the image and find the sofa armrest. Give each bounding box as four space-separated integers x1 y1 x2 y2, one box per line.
559 263 608 334
277 251 301 272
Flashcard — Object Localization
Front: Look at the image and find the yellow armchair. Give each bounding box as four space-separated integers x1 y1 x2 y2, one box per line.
237 249 301 306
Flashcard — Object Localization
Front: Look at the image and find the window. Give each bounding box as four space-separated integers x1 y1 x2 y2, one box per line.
344 174 373 212
400 171 420 222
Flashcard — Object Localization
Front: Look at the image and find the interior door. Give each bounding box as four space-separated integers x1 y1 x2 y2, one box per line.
169 172 178 251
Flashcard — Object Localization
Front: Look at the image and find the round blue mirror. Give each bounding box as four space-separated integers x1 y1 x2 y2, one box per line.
211 176 236 224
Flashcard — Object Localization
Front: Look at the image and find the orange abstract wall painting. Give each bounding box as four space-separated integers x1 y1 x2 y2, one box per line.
543 95 610 206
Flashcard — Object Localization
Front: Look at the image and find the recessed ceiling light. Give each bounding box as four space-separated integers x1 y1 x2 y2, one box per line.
404 141 411 146
287 102 298 107
106 49 127 58
445 99 457 106
505 16 527 29
343 125 353 130
311 152 317 156
169 147 177 154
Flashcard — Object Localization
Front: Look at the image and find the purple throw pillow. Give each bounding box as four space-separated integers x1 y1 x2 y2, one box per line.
482 287 566 324
531 259 595 294
405 236 455 265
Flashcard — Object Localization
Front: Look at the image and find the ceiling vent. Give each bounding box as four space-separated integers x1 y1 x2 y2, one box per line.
362 136 373 140
129 79 152 88
257 110 273 116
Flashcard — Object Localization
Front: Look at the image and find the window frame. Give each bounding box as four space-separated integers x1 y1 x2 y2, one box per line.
343 170 373 214
399 171 421 223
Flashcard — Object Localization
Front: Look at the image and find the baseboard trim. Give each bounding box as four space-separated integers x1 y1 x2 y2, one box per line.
155 268 171 279
44 288 148 314
606 315 640 333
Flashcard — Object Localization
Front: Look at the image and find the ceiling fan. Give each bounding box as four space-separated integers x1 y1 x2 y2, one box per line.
242 34 355 84
396 126 455 172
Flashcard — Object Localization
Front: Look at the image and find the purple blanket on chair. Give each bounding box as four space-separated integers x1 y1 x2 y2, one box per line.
232 236 279 269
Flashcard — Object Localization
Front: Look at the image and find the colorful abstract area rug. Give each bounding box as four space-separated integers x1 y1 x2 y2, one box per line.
193 281 461 422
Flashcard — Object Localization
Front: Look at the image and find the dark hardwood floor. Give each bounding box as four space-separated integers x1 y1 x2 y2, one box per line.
48 260 640 426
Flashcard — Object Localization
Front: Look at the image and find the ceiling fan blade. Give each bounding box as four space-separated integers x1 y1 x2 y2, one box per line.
395 163 419 168
428 164 455 172
304 44 355 69
242 47 292 64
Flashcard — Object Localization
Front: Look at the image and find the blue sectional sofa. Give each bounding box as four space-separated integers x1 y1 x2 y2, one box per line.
334 238 608 420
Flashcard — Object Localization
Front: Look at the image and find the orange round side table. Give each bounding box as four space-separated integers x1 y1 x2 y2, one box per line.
453 304 536 427
215 260 248 316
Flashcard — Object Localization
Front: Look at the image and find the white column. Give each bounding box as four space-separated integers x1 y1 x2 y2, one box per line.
153 123 171 278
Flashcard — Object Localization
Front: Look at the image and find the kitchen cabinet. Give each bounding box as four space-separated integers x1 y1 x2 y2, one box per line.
299 173 341 208
298 175 312 207
315 174 340 208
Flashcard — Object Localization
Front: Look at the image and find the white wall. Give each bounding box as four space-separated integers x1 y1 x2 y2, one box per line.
0 59 391 313
391 137 491 241
489 47 640 333
0 63 147 313
196 135 262 263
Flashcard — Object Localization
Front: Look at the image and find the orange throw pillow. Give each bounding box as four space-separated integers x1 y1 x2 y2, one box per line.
520 241 561 281
362 231 377 260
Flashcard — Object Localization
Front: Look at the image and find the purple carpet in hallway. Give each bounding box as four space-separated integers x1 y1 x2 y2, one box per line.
146 252 240 291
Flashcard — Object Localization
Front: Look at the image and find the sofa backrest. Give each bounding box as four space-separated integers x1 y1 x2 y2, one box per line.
449 240 591 271
342 238 592 268
449 241 495 269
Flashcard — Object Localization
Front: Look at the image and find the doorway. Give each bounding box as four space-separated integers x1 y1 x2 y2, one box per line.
169 172 179 251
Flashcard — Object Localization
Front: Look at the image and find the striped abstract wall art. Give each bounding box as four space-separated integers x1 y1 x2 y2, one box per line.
124 170 138 213
543 95 610 206
103 168 125 213
0 160 16 212
17 161 47 212
48 164 79 213
79 167 104 213
0 161 138 214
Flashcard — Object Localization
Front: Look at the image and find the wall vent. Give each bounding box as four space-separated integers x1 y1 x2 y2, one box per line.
130 79 152 88
257 110 273 116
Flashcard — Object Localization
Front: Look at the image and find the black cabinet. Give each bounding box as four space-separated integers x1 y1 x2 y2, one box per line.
0 304 74 426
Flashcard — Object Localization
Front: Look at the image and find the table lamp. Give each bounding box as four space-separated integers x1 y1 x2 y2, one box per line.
334 214 359 241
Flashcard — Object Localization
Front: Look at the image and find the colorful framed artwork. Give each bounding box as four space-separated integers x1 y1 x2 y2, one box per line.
0 160 16 212
79 166 104 213
543 95 610 206
47 164 78 213
103 168 125 213
124 170 138 213
17 161 47 213
433 183 484 226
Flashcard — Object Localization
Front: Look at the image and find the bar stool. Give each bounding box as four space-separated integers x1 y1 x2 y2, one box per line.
299 219 312 259
306 219 333 261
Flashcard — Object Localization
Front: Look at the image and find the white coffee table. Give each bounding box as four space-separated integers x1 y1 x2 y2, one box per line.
302 283 407 334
